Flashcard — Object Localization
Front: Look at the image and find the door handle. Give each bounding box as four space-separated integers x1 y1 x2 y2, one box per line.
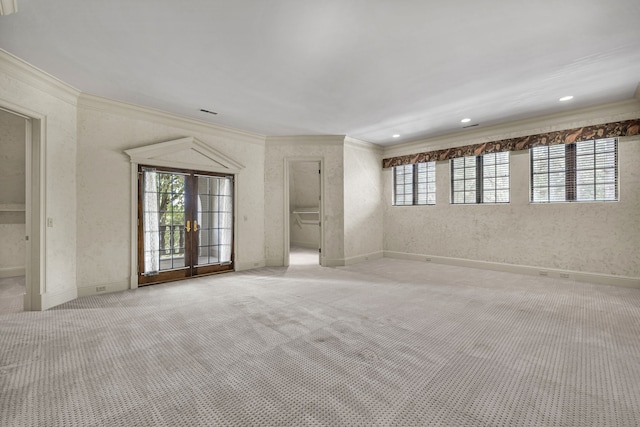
186 220 191 232
194 220 200 232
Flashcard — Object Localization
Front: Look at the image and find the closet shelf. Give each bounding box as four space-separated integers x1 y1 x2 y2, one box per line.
292 208 320 226
0 204 25 212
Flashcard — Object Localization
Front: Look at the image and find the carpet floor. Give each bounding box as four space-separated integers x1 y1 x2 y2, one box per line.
0 275 25 315
1 257 639 426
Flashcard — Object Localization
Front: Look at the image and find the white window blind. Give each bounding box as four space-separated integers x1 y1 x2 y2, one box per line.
393 162 436 205
531 138 617 203
451 152 510 204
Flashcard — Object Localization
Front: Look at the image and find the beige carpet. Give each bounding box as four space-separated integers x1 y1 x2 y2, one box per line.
1 257 639 426
0 275 25 314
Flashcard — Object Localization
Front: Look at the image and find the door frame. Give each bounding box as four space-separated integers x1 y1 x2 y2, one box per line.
283 157 325 267
136 166 236 286
0 101 45 311
125 137 244 289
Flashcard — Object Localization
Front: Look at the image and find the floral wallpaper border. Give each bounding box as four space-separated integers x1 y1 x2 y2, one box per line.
382 119 640 168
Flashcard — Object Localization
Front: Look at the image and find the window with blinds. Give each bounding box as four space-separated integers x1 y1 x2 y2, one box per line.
531 138 618 203
393 162 436 205
451 152 510 204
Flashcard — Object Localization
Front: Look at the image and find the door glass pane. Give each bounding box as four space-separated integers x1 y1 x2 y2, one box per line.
156 172 186 271
196 175 233 266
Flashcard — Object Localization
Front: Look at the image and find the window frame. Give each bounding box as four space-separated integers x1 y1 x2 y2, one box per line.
450 152 510 204
530 138 618 203
392 162 436 206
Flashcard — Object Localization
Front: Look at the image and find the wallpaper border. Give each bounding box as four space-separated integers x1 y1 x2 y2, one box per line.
382 118 640 168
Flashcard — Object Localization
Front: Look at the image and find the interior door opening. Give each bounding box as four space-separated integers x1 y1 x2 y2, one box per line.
0 108 27 313
287 160 321 266
138 166 234 286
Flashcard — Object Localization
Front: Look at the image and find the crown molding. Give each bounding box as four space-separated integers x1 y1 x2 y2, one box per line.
265 135 346 146
383 98 640 158
344 136 383 154
78 93 266 146
0 0 17 16
125 136 245 174
0 49 80 105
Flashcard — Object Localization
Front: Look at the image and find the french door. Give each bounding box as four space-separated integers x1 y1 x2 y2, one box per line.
138 165 234 285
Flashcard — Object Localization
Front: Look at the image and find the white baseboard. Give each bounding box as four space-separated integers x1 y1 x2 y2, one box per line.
323 258 345 267
235 260 266 271
344 250 384 266
324 251 384 267
41 287 78 310
78 280 130 298
383 251 640 289
266 257 284 267
0 266 25 278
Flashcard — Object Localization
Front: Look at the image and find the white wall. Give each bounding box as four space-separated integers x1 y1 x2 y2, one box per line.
0 50 79 308
343 138 383 263
265 136 345 266
76 95 266 295
383 100 640 284
0 109 26 277
289 161 320 249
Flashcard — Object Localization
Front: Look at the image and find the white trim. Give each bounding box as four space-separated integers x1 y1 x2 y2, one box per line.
125 136 245 174
344 136 383 154
235 260 266 272
0 203 25 211
0 49 80 105
0 100 47 311
267 135 345 146
344 251 384 266
383 99 640 158
41 287 78 311
384 251 640 289
79 93 264 145
265 258 283 267
78 279 129 298
126 138 242 288
0 267 25 278
128 163 138 290
284 157 325 267
324 251 384 267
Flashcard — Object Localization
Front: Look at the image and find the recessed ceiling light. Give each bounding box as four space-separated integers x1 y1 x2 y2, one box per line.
559 96 574 102
392 134 400 138
461 118 471 123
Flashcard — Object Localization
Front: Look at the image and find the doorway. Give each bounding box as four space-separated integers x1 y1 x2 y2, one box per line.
0 103 43 311
138 166 234 285
285 160 323 266
0 108 27 312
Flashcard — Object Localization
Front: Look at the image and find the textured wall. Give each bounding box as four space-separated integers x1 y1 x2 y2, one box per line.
265 137 344 265
344 141 383 260
383 137 640 278
289 161 320 248
0 58 78 302
76 104 266 290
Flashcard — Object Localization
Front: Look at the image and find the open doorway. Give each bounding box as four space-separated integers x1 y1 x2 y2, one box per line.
286 160 322 266
0 108 27 313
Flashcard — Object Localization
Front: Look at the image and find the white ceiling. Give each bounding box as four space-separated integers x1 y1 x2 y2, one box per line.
1 1 639 145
